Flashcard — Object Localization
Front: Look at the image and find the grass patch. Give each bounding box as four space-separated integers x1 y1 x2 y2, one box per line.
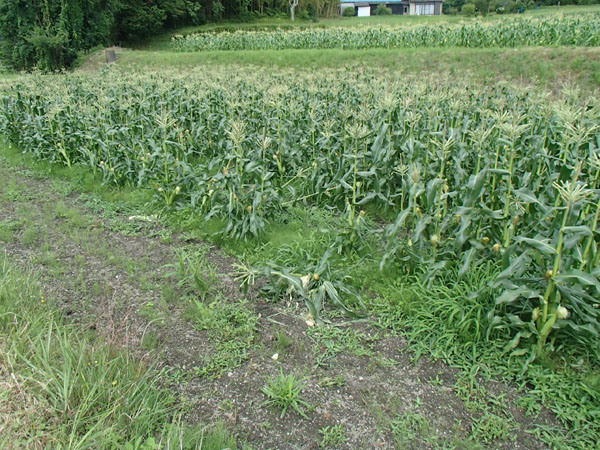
165 246 219 301
319 424 346 448
20 226 39 245
0 146 151 212
369 266 600 448
0 220 21 242
391 410 436 448
187 298 259 378
307 325 374 368
0 257 242 449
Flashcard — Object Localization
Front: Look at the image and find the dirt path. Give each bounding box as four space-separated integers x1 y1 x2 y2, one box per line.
0 158 557 449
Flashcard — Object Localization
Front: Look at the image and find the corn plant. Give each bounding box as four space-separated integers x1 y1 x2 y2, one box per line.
172 14 600 52
256 249 366 322
1 66 598 355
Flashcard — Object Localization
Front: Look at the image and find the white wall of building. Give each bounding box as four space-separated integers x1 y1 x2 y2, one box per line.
357 6 371 16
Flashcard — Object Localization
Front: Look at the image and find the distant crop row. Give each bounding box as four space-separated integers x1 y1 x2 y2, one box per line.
171 14 600 51
1 67 599 361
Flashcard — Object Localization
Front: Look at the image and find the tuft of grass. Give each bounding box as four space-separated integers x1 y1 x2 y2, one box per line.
21 226 39 245
262 369 311 419
165 246 218 300
0 220 21 242
319 424 346 448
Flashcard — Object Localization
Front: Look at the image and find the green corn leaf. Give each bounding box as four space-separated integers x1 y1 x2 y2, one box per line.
502 332 522 355
555 270 600 292
458 248 476 280
496 287 536 305
513 237 557 255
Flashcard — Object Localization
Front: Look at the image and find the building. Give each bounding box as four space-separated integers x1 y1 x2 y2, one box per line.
340 0 443 16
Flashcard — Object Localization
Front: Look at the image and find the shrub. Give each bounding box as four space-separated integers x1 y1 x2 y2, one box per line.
474 0 490 13
462 3 477 15
375 4 393 15
491 0 505 13
342 6 355 16
306 2 318 20
505 0 519 13
297 10 310 20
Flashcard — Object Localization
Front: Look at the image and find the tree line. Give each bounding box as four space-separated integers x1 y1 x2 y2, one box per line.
0 0 597 71
0 0 339 71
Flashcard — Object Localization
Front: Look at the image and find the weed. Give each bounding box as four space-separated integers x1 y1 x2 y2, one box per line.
188 299 258 378
197 422 240 450
141 330 160 351
275 328 293 354
138 301 167 324
471 412 515 445
0 220 20 242
51 179 74 197
375 352 396 368
262 369 311 419
390 410 433 448
5 178 33 201
308 325 373 367
319 374 346 388
165 247 218 300
319 424 346 448
160 282 178 304
21 226 39 245
428 375 444 386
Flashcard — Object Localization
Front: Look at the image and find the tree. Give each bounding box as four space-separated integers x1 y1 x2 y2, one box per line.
289 0 299 20
474 0 490 13
374 3 392 14
462 2 477 14
0 0 115 71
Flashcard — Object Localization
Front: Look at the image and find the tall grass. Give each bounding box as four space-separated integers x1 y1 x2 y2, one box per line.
368 264 600 448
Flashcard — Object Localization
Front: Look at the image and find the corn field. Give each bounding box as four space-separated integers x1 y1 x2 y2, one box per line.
1 67 599 358
171 14 600 51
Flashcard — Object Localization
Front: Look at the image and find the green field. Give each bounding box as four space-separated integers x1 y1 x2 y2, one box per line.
171 13 600 51
1 5 600 449
142 5 600 50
